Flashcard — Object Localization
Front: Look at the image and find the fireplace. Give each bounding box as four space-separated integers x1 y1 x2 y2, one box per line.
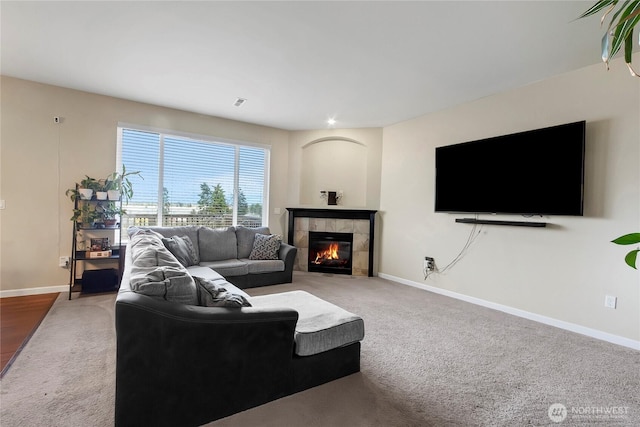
287 208 377 276
308 231 353 275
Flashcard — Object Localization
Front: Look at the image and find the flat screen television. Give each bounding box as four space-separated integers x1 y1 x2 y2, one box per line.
435 121 585 216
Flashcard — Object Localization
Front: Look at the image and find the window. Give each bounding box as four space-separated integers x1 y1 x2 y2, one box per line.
117 126 269 231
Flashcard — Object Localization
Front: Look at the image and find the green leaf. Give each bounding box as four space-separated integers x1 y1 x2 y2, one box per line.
610 0 640 58
624 29 634 63
583 0 640 69
624 249 639 269
579 0 619 19
613 3 640 30
606 0 631 32
612 233 640 245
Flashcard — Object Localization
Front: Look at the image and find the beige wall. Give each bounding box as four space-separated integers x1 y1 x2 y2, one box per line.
288 128 383 209
0 76 289 293
379 56 640 342
1 57 637 344
0 77 381 294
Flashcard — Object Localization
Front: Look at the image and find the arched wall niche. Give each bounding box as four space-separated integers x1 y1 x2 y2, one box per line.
299 137 368 206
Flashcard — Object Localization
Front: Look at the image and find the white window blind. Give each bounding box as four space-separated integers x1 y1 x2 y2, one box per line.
118 126 268 231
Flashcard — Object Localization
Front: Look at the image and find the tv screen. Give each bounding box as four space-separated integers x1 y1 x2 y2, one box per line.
435 121 585 216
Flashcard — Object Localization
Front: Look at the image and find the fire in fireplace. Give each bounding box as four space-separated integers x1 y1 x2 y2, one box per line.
308 231 353 275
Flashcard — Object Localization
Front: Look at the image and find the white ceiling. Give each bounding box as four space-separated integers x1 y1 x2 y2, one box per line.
1 1 608 130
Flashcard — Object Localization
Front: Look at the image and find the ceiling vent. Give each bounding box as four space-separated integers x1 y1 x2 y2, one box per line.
233 97 247 107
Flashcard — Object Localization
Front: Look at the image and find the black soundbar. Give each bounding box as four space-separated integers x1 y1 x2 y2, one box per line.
455 218 547 227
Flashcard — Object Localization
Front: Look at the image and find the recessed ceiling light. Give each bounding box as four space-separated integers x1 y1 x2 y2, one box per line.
234 97 247 107
327 117 336 126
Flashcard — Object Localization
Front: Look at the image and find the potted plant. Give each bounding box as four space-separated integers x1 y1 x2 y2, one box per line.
612 233 640 269
70 203 99 229
65 176 101 201
79 176 101 200
95 179 109 200
579 0 640 77
104 165 142 202
104 176 120 201
580 1 639 269
97 202 126 228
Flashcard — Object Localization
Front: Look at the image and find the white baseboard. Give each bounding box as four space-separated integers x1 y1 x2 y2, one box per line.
0 285 68 298
378 272 640 351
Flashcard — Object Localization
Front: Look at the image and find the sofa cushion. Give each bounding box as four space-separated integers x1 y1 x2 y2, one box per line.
129 232 177 267
127 229 198 305
128 243 199 306
186 265 227 282
187 266 251 300
250 291 365 356
199 260 248 277
162 235 199 267
132 244 182 268
193 276 252 307
241 259 285 274
128 227 165 241
235 226 271 259
249 233 281 260
130 265 199 306
137 226 202 260
199 227 238 261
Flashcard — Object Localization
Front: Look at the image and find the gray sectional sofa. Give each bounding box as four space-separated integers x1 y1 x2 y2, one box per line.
114 226 365 426
137 225 297 288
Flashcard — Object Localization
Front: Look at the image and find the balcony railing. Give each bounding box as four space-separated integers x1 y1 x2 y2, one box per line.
122 214 263 230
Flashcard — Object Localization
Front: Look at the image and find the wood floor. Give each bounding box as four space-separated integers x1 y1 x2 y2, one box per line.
0 293 59 378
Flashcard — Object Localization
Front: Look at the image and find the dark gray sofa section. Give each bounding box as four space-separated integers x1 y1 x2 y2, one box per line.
115 280 300 427
139 225 297 288
115 236 362 427
115 285 362 426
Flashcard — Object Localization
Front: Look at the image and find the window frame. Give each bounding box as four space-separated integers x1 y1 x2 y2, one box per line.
117 122 271 229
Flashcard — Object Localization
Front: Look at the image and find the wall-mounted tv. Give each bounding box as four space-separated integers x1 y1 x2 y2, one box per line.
435 121 585 216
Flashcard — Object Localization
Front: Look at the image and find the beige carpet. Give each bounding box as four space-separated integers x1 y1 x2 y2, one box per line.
1 272 638 426
0 291 116 426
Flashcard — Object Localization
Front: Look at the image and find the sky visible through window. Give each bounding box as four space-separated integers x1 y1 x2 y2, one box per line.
120 129 266 209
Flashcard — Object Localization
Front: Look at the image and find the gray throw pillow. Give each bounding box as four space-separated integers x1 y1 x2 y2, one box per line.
249 234 282 260
130 265 199 306
130 235 181 268
194 276 252 307
162 235 199 267
235 226 270 259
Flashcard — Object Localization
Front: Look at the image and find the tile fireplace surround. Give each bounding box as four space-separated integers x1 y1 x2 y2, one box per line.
287 208 377 277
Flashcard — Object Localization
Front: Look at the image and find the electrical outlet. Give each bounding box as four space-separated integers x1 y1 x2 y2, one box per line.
424 257 435 271
604 295 617 309
59 256 69 268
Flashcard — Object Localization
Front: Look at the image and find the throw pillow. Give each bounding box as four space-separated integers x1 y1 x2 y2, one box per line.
162 235 199 267
194 276 252 307
127 226 165 240
130 265 199 306
235 226 271 259
249 233 282 260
